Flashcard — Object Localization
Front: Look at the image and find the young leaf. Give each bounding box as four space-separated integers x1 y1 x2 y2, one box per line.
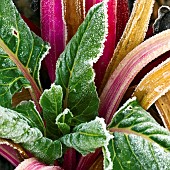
0 106 62 164
0 0 49 109
60 117 112 156
106 97 170 169
14 101 45 134
40 84 63 139
55 2 108 125
56 108 73 135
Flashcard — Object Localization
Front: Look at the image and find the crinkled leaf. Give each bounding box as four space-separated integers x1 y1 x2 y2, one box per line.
105 97 170 170
0 106 62 164
60 117 112 156
40 84 63 139
0 0 49 108
23 138 62 165
14 101 45 134
56 108 73 135
55 2 108 125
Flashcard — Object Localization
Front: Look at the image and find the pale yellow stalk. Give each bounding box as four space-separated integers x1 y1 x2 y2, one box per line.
101 0 155 91
155 93 170 130
62 0 85 43
134 50 170 110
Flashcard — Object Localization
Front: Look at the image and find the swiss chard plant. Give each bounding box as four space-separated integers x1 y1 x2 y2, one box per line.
1 0 170 170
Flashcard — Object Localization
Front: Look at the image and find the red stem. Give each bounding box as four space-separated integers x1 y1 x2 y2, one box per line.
62 148 77 170
76 149 101 170
40 0 65 83
0 39 42 112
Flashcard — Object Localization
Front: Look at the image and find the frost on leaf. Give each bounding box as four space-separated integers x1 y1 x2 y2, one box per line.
0 106 62 164
0 0 50 108
55 2 108 125
105 97 170 170
60 117 113 156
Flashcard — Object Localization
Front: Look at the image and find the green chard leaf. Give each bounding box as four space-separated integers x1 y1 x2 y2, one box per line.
56 108 73 135
23 138 62 165
0 0 49 107
104 97 170 170
14 101 45 134
40 84 63 139
0 106 62 164
60 117 113 156
55 2 108 125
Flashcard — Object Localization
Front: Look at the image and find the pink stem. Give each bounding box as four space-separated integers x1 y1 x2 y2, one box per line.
0 145 22 167
94 0 117 89
76 149 101 170
15 158 63 170
40 0 66 83
99 30 170 124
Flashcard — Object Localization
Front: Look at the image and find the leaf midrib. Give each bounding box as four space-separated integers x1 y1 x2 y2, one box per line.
110 127 170 152
0 38 42 106
63 6 100 109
